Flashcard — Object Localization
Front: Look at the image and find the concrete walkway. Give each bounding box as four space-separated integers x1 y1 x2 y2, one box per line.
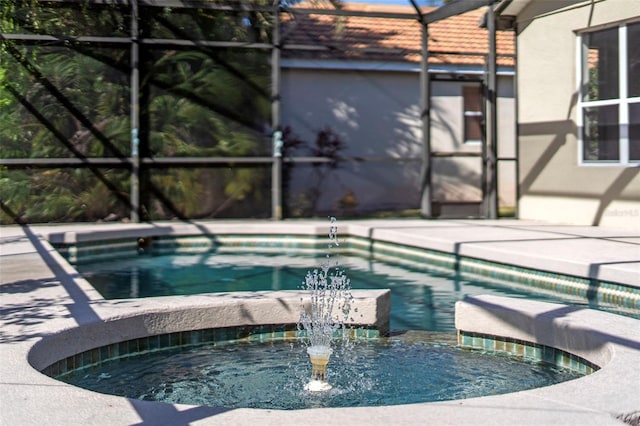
1 219 639 425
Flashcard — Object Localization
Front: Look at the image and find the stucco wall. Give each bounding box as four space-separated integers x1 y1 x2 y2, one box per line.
280 69 422 216
515 0 640 229
280 67 516 216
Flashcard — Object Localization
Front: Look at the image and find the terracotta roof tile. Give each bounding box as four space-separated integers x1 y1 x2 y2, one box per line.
282 2 514 67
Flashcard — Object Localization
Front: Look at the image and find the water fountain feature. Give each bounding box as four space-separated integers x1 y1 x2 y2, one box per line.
299 217 353 392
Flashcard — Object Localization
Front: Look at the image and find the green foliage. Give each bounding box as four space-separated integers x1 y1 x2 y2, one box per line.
0 1 272 223
0 171 30 220
224 168 263 202
0 168 129 223
150 170 206 218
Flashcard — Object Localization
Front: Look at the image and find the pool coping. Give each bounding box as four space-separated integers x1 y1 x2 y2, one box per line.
28 289 391 378
1 219 639 425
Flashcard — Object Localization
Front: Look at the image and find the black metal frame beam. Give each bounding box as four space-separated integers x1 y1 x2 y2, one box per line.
0 156 423 168
10 0 272 11
485 2 498 219
0 158 132 168
419 21 431 217
130 0 141 221
9 0 421 18
0 34 131 44
1 33 514 62
284 7 419 20
271 0 282 220
422 0 491 24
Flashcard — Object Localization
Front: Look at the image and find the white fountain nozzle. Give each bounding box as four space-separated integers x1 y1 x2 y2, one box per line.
307 345 333 358
305 345 333 392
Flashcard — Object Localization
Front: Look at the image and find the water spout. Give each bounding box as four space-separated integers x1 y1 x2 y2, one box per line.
300 217 353 392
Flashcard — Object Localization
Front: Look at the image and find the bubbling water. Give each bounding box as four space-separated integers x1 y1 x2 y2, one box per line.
299 217 354 391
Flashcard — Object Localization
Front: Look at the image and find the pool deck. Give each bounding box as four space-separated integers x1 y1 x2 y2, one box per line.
1 218 639 425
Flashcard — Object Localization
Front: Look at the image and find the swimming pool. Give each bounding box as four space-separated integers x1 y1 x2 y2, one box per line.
76 250 608 333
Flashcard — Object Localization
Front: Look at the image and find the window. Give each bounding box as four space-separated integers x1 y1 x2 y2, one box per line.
579 22 640 165
463 85 483 143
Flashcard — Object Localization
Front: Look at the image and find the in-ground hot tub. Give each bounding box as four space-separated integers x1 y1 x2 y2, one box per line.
25 291 640 424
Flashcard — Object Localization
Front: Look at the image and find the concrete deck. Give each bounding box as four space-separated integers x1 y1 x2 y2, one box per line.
1 219 639 425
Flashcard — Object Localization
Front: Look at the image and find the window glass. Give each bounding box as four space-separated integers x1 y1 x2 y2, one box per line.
464 116 483 142
629 103 640 161
628 23 640 98
582 27 619 101
583 105 619 161
463 86 482 112
463 86 482 142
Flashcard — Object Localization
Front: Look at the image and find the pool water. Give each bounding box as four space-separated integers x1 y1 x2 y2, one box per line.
78 252 591 333
57 336 583 410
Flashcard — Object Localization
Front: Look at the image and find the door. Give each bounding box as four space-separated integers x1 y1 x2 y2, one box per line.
429 79 485 218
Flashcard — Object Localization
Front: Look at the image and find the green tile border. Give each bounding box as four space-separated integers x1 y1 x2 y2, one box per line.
344 238 639 316
458 257 639 310
53 234 333 264
42 324 381 379
54 237 139 264
457 330 600 375
51 233 640 314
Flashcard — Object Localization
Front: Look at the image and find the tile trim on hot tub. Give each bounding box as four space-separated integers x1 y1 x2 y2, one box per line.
457 330 600 375
42 324 382 379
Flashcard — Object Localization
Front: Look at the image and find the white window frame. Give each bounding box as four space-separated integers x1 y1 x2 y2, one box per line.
577 22 640 167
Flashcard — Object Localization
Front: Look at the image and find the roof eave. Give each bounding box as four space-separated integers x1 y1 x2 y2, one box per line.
495 0 534 17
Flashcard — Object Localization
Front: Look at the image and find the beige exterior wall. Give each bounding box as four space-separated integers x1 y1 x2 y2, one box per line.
280 69 422 215
281 68 516 216
515 0 640 229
